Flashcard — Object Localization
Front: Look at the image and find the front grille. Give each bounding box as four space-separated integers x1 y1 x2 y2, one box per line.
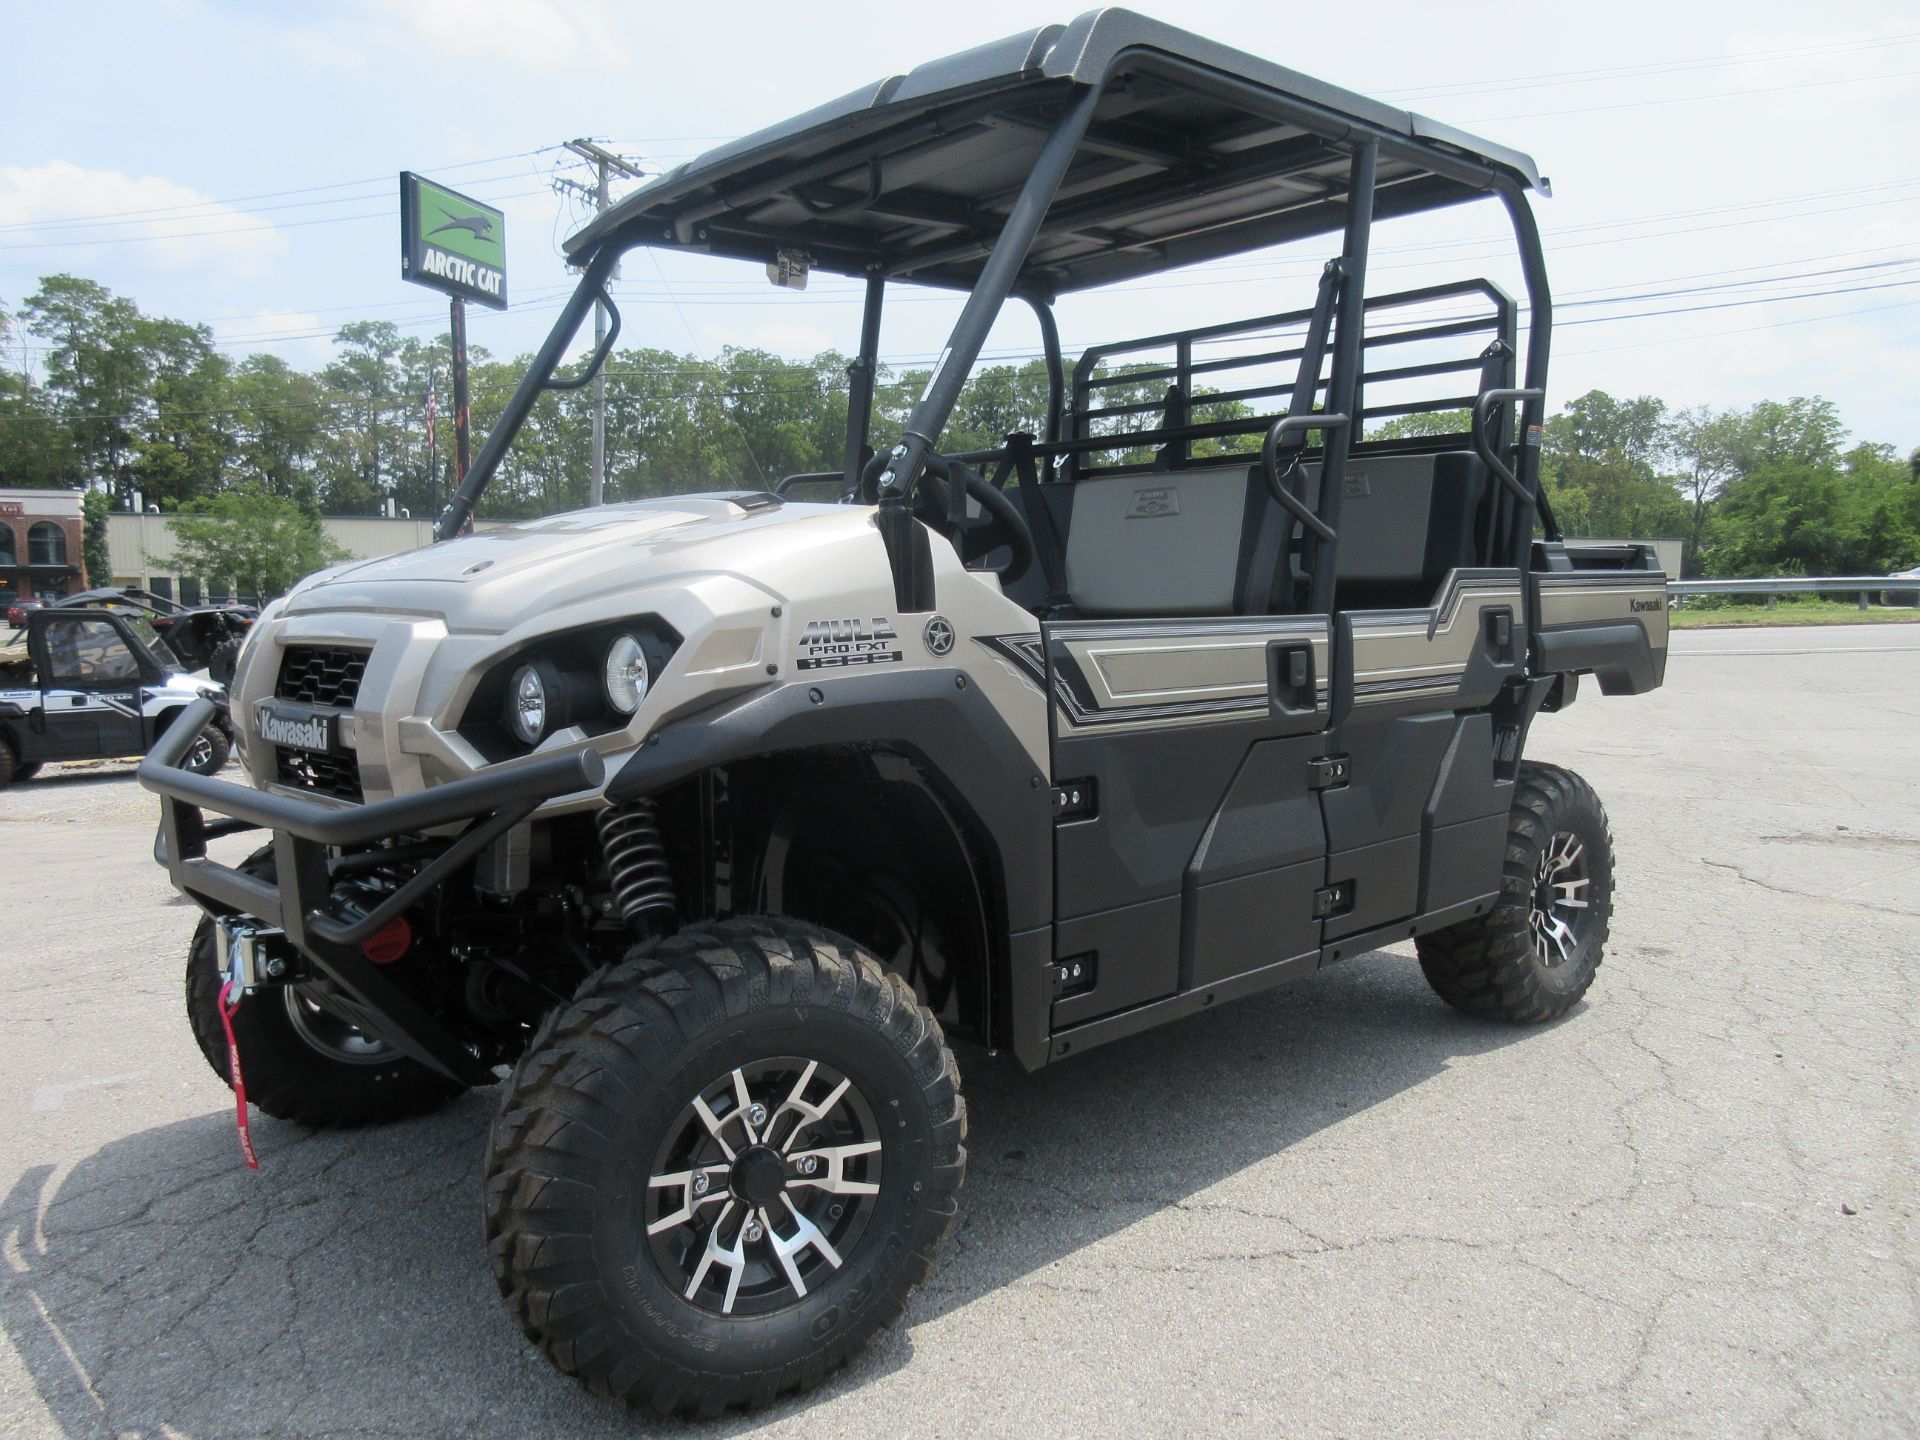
275 747 363 803
276 645 369 708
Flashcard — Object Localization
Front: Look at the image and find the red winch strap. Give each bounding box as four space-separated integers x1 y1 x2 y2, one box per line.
217 979 261 1170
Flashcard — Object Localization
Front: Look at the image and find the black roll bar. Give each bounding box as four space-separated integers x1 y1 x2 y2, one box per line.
841 273 886 494
1260 414 1347 543
1471 388 1545 507
435 244 622 540
875 85 1103 503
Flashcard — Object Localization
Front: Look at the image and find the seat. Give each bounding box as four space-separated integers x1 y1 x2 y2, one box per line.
1062 464 1272 617
1289 450 1495 611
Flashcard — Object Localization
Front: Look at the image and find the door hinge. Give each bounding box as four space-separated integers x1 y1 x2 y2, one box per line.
1046 954 1095 999
1309 754 1350 790
1312 881 1354 919
1050 778 1097 821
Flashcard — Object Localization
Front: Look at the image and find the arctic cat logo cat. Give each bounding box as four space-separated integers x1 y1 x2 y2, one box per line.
430 215 495 241
797 617 903 671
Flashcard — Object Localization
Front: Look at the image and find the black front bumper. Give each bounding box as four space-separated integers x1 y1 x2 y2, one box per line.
140 697 604 1083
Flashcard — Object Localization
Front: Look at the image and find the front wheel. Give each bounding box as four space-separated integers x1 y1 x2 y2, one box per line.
484 918 966 1418
1415 761 1614 1023
184 847 467 1125
179 724 230 775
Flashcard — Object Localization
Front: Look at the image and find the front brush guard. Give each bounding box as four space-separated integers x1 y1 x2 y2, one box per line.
139 697 604 1083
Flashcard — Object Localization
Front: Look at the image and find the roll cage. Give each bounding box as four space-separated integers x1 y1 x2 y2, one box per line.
434 8 1561 603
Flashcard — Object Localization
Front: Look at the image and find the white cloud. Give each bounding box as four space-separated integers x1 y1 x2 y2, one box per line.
0 161 288 277
289 0 627 76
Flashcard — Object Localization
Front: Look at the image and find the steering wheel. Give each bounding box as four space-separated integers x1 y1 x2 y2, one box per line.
857 451 1034 586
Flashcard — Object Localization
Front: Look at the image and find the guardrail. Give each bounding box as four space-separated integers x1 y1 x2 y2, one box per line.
1668 576 1920 610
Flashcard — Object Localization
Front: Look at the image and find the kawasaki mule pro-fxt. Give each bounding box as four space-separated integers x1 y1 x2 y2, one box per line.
142 11 1668 1417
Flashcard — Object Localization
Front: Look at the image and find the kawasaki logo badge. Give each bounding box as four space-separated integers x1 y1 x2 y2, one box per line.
400 172 509 310
256 702 337 754
797 617 903 671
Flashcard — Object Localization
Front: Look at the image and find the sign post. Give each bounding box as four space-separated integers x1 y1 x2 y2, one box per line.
399 173 507 523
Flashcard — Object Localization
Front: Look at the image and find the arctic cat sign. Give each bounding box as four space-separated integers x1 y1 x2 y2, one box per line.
399 172 508 310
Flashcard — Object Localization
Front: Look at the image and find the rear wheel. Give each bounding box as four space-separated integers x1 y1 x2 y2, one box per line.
184 847 466 1126
1415 762 1614 1023
485 917 965 1417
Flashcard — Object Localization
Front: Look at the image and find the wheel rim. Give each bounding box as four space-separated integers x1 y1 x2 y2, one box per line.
186 734 215 770
645 1058 883 1317
281 987 397 1065
1530 829 1592 967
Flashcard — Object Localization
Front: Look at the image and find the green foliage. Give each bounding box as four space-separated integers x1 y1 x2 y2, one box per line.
1 274 1914 584
80 489 111 587
166 490 350 602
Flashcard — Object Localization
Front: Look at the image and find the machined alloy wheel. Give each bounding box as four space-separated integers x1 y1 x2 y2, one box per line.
647 1058 882 1316
185 731 215 770
485 917 965 1418
1529 830 1591 967
1416 761 1615 1023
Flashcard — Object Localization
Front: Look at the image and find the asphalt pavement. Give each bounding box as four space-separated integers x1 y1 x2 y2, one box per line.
1 623 1915 1439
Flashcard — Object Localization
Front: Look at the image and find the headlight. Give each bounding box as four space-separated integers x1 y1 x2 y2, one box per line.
507 663 548 744
603 633 649 715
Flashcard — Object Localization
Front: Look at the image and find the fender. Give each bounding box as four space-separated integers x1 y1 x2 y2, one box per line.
608 668 1056 936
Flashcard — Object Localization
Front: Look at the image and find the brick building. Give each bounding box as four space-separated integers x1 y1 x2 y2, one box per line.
0 487 84 607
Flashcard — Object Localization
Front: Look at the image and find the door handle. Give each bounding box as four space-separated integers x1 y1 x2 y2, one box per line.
1268 642 1316 715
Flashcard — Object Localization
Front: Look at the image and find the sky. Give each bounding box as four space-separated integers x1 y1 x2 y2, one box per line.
2 0 1916 454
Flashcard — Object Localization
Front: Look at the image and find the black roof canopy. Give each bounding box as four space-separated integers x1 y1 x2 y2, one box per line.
565 9 1545 295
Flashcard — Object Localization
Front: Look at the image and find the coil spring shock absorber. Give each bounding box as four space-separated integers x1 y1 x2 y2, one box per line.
595 799 677 933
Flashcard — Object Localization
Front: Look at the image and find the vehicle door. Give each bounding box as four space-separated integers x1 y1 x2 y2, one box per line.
27 611 154 759
1317 452 1527 953
1029 463 1337 1031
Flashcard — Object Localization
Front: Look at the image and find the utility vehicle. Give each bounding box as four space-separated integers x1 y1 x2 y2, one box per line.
1 606 230 786
141 11 1668 1417
54 586 257 681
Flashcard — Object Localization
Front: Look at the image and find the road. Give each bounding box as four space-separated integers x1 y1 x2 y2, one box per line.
1 624 1915 1439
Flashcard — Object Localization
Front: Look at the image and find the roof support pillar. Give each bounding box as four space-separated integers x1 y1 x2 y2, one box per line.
876 84 1103 501
1307 140 1377 617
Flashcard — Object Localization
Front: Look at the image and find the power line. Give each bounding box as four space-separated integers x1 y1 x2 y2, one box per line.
1454 67 1920 125
0 148 563 233
1381 30 1920 102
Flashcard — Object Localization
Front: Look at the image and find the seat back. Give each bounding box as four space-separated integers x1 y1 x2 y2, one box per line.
1063 465 1264 617
1289 450 1493 610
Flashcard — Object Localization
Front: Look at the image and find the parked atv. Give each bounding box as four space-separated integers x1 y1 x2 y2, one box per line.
54 587 256 681
141 9 1667 1417
1 607 230 786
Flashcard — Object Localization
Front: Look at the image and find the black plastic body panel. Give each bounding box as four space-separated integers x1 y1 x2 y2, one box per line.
1184 862 1321 989
1050 896 1181 1028
1534 622 1665 695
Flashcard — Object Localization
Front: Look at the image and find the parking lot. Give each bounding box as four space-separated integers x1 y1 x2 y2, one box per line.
1 622 1915 1439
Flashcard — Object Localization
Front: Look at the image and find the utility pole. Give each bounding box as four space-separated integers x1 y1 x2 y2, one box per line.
557 139 645 505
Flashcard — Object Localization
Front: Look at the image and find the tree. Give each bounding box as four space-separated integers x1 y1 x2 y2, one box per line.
1669 407 1745 572
81 488 112 587
1547 391 1669 474
129 315 234 508
166 490 350 601
21 275 148 489
230 354 330 505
